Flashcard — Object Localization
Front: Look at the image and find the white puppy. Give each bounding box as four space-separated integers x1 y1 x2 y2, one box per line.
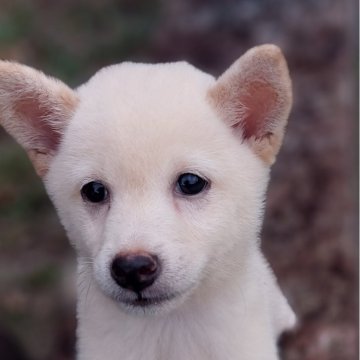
0 44 295 359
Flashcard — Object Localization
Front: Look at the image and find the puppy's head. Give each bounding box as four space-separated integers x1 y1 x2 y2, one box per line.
0 45 291 314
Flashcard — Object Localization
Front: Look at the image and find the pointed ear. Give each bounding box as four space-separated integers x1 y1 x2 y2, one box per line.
208 44 292 165
0 61 78 176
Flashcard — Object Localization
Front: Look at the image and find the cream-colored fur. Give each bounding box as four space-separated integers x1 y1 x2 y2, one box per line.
0 44 295 359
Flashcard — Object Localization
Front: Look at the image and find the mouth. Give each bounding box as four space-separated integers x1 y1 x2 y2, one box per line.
122 293 177 308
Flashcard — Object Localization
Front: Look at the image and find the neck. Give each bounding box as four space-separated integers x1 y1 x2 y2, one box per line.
75 246 287 360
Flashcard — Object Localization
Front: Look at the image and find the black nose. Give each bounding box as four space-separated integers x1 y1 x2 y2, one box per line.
110 252 160 293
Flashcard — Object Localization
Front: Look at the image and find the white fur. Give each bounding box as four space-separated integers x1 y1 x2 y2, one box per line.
0 48 295 359
44 62 295 359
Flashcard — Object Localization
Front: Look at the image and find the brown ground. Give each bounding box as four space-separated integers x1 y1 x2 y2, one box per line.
0 0 357 359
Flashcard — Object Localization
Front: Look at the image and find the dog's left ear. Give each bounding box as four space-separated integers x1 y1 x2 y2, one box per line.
0 61 78 176
208 44 292 165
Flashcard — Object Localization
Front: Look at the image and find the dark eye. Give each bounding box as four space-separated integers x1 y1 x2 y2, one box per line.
81 181 108 203
177 173 208 195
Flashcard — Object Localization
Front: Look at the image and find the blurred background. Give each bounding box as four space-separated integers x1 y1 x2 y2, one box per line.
0 0 357 359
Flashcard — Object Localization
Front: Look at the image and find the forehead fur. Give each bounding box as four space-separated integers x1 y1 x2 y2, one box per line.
59 64 239 173
78 61 215 102
76 62 216 131
74 62 217 141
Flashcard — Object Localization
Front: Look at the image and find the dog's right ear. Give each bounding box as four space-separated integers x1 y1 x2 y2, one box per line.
0 61 78 177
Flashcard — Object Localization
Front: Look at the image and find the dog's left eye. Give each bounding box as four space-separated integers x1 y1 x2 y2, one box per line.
81 181 108 203
176 173 208 196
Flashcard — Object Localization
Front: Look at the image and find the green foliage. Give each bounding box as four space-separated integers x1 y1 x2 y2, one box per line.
0 0 160 83
0 5 34 44
0 140 48 221
22 265 60 291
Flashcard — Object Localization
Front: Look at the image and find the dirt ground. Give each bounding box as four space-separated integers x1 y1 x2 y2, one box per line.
0 1 358 359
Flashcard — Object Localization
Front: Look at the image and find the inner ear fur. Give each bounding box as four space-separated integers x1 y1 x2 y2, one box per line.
0 61 78 176
208 44 292 165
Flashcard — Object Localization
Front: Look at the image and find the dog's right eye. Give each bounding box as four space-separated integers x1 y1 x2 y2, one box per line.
81 181 108 203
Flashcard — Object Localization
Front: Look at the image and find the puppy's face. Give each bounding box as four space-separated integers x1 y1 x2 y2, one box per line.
46 63 269 313
0 45 292 314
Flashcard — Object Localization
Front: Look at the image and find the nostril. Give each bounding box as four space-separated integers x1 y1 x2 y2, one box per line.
110 252 160 293
111 259 126 278
138 261 157 276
